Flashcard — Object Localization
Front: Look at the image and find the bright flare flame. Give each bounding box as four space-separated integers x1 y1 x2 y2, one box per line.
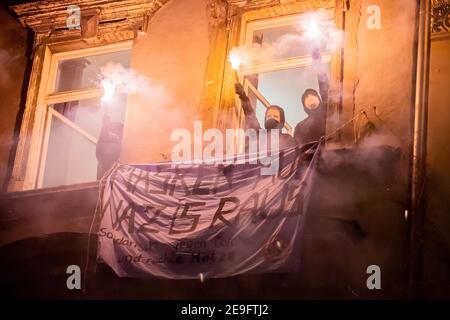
228 51 242 71
305 19 322 40
101 79 116 102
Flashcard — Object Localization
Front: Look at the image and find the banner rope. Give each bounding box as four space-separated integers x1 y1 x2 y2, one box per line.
324 109 366 142
83 161 121 293
81 110 367 290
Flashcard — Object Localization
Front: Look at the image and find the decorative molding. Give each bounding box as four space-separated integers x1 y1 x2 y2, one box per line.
431 0 450 34
208 0 228 26
226 0 334 14
227 0 281 10
10 0 170 46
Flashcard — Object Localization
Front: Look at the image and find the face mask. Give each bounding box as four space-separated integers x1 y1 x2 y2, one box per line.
305 100 320 110
265 118 281 130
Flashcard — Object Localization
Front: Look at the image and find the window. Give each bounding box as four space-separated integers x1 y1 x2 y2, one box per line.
35 42 132 188
238 13 332 136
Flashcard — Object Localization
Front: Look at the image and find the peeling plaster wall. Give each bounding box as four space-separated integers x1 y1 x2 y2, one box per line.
424 35 450 298
0 0 449 298
120 0 210 163
0 7 29 192
339 0 417 148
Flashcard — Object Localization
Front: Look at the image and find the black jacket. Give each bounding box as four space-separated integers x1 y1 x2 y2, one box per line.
294 66 329 146
238 95 296 152
96 121 123 178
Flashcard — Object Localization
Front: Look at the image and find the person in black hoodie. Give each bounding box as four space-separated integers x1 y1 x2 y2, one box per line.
294 48 329 146
235 83 296 153
96 115 124 179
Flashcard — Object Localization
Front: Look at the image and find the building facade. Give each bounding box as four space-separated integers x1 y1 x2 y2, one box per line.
0 0 448 298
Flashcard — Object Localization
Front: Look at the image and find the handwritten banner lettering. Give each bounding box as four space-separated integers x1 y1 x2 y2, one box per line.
97 143 320 279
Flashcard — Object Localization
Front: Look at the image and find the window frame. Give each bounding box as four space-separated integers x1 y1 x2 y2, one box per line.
230 11 335 153
22 41 133 190
234 12 332 138
238 12 333 76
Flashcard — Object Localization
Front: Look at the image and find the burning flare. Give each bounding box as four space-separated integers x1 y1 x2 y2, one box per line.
228 50 243 71
225 10 343 77
304 19 322 40
101 78 117 102
99 62 172 107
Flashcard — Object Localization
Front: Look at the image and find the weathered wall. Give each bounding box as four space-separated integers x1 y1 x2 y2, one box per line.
120 0 210 163
338 0 417 148
424 34 450 298
0 7 29 192
1 0 448 299
120 0 419 160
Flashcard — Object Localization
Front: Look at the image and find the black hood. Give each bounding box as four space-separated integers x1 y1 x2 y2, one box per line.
264 105 285 129
301 88 323 116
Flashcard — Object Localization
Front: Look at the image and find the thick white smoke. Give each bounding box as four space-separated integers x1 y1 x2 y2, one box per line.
229 9 343 71
99 62 173 107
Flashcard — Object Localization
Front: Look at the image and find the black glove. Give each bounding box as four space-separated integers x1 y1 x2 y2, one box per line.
234 83 247 99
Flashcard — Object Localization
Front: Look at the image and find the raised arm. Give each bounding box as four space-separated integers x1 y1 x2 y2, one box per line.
235 83 261 131
312 48 329 107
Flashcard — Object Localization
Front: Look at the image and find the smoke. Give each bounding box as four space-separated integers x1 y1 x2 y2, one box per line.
228 44 274 70
229 9 343 70
97 63 200 163
0 49 21 88
298 9 344 52
345 0 419 147
99 62 173 108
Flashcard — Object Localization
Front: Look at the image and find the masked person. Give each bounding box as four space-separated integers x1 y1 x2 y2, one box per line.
235 83 296 152
96 115 124 179
294 48 329 146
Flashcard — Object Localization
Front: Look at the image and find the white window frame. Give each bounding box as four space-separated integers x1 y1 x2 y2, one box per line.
23 41 133 189
239 12 333 75
234 9 334 153
233 12 333 151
